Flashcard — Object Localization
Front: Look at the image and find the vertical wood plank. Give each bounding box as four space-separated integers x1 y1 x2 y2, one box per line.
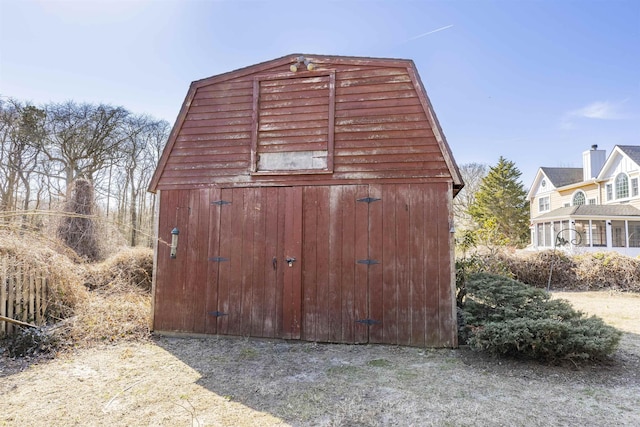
367 185 384 343
409 184 427 346
394 184 412 345
240 188 256 336
205 187 222 334
216 188 235 335
227 188 245 336
381 185 399 344
327 186 343 342
153 190 181 331
251 188 267 337
191 188 210 334
282 186 303 339
7 263 15 334
424 184 441 346
17 265 24 322
437 183 457 347
35 274 42 325
353 185 370 343
340 185 357 342
274 187 287 337
29 273 35 323
262 187 279 338
314 186 331 342
301 186 319 341
175 191 192 331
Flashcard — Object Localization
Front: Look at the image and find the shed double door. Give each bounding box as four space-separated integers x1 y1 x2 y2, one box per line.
205 183 448 346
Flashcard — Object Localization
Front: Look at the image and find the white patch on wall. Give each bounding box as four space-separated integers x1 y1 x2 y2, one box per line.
258 151 328 171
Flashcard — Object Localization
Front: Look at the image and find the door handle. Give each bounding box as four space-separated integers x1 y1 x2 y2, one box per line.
272 257 277 271
286 257 296 267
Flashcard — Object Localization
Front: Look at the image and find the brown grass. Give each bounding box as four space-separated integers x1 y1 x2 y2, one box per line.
65 247 153 345
1 291 638 427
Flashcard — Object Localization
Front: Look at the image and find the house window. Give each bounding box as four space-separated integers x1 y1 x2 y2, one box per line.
606 184 613 201
538 196 550 212
629 221 640 247
536 223 544 246
632 178 639 197
612 220 626 247
575 220 588 246
588 198 596 205
591 220 606 246
572 191 586 206
615 173 629 199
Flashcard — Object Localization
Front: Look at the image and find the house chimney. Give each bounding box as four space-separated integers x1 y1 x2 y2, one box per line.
583 145 606 180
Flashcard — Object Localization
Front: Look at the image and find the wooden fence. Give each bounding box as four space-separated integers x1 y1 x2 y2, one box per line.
1 257 49 336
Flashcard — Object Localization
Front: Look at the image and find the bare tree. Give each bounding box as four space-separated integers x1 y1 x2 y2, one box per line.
0 99 44 220
0 97 169 249
120 116 170 245
453 162 489 232
39 101 131 193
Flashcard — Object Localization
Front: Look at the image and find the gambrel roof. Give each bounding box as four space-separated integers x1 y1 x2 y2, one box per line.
148 53 464 193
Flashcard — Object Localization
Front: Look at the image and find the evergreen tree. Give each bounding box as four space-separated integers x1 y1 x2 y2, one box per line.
467 156 529 247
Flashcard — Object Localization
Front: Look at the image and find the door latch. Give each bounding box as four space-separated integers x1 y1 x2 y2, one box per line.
286 257 296 267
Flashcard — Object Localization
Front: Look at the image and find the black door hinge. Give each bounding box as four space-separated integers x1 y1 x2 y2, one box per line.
356 197 381 204
209 257 229 262
357 259 379 265
208 311 228 317
211 200 232 206
356 319 380 326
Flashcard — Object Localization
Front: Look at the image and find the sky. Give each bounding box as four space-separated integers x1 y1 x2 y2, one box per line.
1 0 639 187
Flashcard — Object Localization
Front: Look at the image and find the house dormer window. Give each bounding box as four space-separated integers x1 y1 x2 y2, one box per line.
615 173 629 199
632 178 638 197
572 191 586 206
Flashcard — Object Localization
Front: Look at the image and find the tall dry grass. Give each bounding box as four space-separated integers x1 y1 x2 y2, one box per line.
1 230 153 347
0 230 87 320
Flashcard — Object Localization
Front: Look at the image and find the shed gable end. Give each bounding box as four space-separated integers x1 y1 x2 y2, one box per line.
149 54 463 192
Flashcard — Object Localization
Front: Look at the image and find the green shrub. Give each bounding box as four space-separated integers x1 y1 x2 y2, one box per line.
460 273 622 362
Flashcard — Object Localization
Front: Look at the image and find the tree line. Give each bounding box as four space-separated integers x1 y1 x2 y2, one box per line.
0 97 170 249
1 95 530 255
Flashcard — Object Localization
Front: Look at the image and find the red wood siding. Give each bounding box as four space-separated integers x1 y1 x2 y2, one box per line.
155 60 451 190
153 183 457 347
252 73 335 173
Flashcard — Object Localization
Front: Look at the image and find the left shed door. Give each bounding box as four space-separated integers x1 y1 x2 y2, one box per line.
205 187 302 338
153 188 211 333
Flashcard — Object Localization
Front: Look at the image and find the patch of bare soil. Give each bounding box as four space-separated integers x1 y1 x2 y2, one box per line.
1 293 639 427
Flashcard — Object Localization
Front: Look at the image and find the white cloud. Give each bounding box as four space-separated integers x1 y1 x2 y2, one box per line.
561 100 628 129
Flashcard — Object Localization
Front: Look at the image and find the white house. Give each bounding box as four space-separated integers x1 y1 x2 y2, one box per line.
528 145 640 256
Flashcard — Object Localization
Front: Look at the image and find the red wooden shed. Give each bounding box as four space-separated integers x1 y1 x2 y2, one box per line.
148 54 464 347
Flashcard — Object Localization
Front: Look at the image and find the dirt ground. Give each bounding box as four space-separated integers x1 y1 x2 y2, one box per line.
1 292 639 427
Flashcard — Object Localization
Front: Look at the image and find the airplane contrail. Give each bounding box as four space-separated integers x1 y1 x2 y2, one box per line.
406 24 454 41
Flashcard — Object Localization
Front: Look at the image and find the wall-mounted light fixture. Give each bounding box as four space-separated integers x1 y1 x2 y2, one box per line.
170 227 179 259
290 56 315 72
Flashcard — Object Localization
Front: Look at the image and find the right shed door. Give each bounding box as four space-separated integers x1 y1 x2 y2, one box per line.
301 183 454 347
